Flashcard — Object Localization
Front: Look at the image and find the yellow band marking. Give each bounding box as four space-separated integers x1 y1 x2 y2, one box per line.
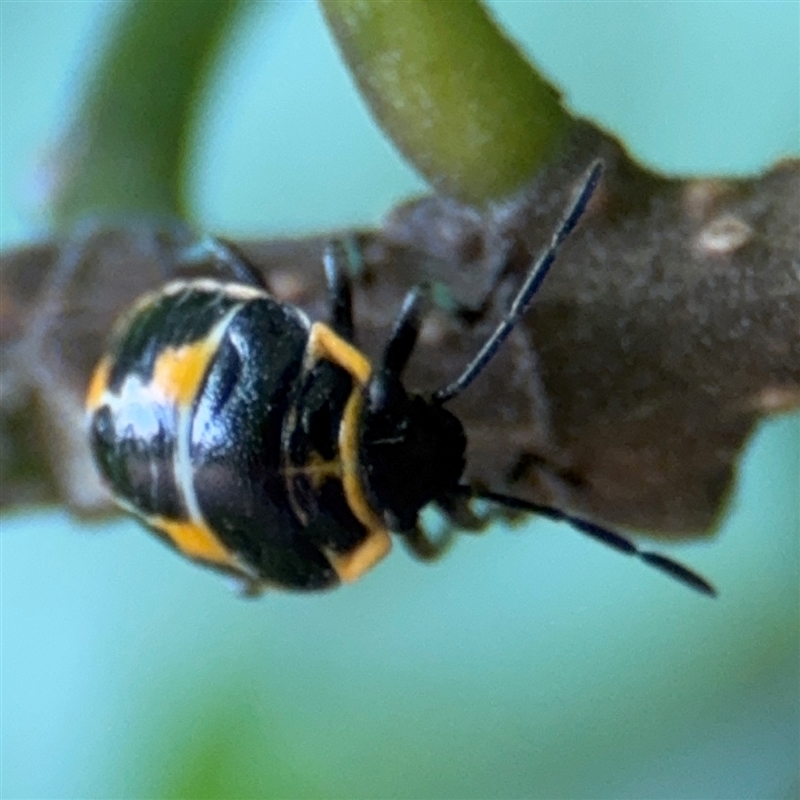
307 322 371 385
340 388 383 532
151 516 237 568
337 387 392 582
305 322 392 582
151 336 219 407
86 356 112 412
326 529 392 584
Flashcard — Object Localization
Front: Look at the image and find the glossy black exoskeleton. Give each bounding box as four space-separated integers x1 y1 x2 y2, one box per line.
86 162 716 597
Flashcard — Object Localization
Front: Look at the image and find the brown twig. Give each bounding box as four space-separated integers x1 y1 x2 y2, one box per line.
2 124 797 536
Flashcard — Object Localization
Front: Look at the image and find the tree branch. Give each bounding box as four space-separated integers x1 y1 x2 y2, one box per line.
2 124 797 536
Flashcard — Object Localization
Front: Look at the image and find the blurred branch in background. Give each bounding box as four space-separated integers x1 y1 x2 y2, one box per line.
0 0 798 540
50 0 244 227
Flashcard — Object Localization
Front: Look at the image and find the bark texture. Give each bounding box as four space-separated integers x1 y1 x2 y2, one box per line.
1 124 798 537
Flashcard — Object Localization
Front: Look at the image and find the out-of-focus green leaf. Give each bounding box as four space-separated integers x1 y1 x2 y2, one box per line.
320 0 572 205
147 696 323 800
51 0 243 227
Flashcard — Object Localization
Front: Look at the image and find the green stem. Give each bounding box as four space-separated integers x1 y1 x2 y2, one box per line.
51 0 243 228
321 0 573 205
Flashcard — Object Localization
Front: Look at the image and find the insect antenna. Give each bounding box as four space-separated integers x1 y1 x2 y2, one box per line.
173 236 269 288
433 160 603 405
457 485 716 597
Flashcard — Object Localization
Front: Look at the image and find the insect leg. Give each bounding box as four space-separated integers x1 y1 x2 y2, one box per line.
424 496 494 555
178 236 267 290
323 240 355 340
437 492 525 534
381 284 430 376
400 524 456 563
437 493 492 531
453 236 531 327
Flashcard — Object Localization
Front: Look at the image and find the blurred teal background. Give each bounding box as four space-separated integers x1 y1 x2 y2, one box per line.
1 2 798 799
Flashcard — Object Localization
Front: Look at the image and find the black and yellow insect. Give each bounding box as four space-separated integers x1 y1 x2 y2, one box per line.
85 162 715 597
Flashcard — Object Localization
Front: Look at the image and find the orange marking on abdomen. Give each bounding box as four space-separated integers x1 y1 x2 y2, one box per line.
151 516 237 567
151 337 219 407
86 356 112 412
307 322 372 385
326 530 392 583
340 388 385 533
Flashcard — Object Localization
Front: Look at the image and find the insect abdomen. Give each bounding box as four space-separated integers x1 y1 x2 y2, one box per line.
189 298 340 590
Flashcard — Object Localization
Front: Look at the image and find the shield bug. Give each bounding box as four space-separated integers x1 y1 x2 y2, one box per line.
85 162 715 597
